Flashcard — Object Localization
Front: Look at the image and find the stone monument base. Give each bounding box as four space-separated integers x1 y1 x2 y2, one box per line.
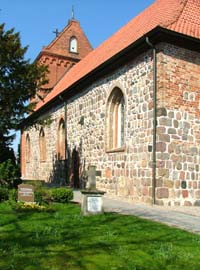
81 190 105 216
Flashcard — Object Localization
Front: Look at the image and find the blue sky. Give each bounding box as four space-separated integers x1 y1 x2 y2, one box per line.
0 0 154 152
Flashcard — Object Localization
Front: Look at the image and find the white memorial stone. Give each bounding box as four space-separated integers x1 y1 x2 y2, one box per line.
87 196 102 212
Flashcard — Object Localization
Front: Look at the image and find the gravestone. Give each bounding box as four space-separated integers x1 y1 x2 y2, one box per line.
18 184 34 202
81 165 105 216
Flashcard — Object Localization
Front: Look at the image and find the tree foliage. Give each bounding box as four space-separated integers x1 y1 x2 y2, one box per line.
0 23 48 134
0 23 48 167
0 159 21 188
0 132 15 162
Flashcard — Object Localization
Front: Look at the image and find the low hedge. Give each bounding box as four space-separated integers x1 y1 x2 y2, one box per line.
35 187 73 204
0 185 73 205
9 189 17 201
23 180 44 188
35 188 52 204
0 187 9 202
51 188 73 203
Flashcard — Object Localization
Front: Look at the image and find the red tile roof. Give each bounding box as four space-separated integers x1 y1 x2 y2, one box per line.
35 0 200 111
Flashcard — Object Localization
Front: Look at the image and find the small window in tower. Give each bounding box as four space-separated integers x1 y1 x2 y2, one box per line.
69 37 77 53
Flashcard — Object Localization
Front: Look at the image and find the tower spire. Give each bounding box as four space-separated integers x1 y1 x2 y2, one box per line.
71 5 75 20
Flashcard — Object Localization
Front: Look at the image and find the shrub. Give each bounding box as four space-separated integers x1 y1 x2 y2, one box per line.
35 188 52 204
13 178 22 189
25 180 44 188
51 188 73 203
0 159 20 188
0 187 9 202
9 189 17 201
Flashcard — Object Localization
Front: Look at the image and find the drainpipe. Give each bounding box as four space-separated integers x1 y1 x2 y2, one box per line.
64 100 69 185
145 37 157 205
64 101 67 159
59 95 68 185
59 94 67 159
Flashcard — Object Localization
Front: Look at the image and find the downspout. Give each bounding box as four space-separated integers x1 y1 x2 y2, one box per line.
64 100 69 185
64 100 67 160
59 95 68 184
145 37 157 205
59 95 67 160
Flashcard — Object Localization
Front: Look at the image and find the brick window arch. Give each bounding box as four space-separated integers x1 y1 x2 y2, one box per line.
26 134 31 163
39 128 46 162
57 118 66 160
107 87 125 150
69 37 77 53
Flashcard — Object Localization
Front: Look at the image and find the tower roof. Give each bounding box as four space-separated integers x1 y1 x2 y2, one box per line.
34 0 200 111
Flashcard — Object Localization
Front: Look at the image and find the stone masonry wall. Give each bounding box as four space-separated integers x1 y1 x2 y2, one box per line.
22 106 67 184
22 50 154 204
22 42 200 206
66 52 154 203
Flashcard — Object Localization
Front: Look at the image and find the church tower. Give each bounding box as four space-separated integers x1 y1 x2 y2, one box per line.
34 17 93 101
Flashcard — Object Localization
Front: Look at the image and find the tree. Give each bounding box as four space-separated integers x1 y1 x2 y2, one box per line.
0 132 16 163
0 23 48 145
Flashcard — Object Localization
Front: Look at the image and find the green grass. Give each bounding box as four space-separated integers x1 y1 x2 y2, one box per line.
0 202 200 270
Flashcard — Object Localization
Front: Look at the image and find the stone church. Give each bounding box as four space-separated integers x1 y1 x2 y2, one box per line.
21 0 200 206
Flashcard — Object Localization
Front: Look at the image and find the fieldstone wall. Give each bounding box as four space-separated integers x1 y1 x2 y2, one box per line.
22 50 154 204
22 106 67 184
65 52 154 203
21 42 200 206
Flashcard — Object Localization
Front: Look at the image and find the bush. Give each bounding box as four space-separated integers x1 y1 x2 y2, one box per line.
9 189 17 201
25 180 44 188
51 188 73 203
0 159 20 188
21 186 73 205
35 188 52 204
13 178 22 189
0 187 9 202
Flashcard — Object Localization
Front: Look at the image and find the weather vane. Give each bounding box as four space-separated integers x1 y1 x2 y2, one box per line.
71 5 75 19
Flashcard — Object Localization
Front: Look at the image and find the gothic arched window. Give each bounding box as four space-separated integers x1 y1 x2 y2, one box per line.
39 128 46 162
26 134 30 163
107 87 125 150
69 37 77 53
57 118 66 160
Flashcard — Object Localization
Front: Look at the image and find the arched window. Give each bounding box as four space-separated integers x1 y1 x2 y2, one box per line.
107 87 125 150
26 134 30 163
57 119 66 160
39 128 46 162
69 37 77 53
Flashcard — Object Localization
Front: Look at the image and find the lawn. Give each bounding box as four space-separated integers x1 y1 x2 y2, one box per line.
0 202 200 270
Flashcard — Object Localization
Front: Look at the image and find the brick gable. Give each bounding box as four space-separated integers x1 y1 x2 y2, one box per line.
34 19 93 100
